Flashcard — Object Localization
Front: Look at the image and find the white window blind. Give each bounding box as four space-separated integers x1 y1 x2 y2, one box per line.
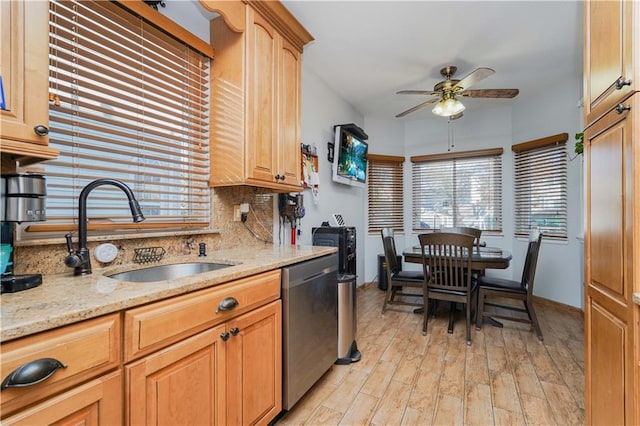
411 148 503 232
23 0 210 238
513 134 568 240
367 154 404 233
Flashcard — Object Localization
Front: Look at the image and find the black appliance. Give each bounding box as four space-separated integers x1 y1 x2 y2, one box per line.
312 226 356 275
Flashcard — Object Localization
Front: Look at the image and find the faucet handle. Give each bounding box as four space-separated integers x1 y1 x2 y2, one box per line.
64 234 82 268
65 234 75 254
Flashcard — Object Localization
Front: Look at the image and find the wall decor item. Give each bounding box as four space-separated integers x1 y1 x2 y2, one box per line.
301 146 320 204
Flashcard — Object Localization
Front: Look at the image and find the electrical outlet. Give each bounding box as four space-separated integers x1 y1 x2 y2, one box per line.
233 205 241 221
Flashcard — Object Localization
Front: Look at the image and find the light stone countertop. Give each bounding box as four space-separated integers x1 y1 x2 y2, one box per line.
1 244 337 342
634 293 640 306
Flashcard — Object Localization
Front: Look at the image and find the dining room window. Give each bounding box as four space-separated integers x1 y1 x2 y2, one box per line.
513 133 568 240
367 154 404 233
20 0 214 240
411 148 503 232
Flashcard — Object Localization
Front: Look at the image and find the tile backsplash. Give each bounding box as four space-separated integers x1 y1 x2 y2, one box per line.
12 187 275 275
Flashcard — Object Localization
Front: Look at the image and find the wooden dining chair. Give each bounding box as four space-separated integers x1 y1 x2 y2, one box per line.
380 228 424 314
440 226 482 253
419 232 477 345
475 232 544 341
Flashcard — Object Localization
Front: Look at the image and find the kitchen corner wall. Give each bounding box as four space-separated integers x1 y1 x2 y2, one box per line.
12 187 274 276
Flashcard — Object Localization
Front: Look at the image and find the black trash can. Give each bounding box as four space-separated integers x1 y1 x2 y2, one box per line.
378 254 402 291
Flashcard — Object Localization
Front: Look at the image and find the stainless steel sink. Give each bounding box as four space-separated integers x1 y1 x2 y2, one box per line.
107 262 235 283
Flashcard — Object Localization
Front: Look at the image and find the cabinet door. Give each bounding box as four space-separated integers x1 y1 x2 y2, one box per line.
2 370 122 425
126 325 226 426
583 0 636 124
278 37 302 188
246 9 278 185
585 95 637 425
226 301 282 426
0 0 49 146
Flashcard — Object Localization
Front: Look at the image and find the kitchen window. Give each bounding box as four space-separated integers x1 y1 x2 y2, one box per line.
411 148 503 232
367 154 404 233
21 0 213 239
513 133 568 240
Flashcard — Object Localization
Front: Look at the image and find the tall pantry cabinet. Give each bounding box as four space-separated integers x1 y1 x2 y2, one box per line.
583 0 639 424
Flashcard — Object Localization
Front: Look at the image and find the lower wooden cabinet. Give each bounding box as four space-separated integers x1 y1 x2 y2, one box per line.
125 300 282 426
226 301 282 426
1 370 122 425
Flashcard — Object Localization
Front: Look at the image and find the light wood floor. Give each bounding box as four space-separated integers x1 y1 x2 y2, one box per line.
277 284 584 426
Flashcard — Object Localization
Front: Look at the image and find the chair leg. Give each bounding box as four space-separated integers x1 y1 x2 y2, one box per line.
465 298 472 346
422 291 429 336
381 284 393 314
525 299 544 341
475 289 485 330
447 302 455 334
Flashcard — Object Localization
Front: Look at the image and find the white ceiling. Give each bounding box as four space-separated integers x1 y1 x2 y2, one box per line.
281 0 583 121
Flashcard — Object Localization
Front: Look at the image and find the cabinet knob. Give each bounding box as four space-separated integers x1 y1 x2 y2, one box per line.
230 327 240 336
33 125 49 136
220 332 230 341
615 103 631 114
615 77 632 90
1 358 67 390
274 174 282 181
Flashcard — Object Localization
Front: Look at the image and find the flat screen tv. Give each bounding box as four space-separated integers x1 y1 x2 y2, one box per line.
332 124 369 188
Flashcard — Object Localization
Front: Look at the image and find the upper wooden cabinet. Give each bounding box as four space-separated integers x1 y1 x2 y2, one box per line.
203 0 313 192
0 0 58 166
583 0 639 126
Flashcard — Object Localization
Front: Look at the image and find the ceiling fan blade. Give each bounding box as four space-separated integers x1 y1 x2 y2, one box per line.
396 90 438 96
395 98 439 118
453 67 495 90
460 88 520 98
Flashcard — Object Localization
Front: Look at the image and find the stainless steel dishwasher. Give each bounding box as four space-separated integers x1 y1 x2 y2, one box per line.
282 253 338 410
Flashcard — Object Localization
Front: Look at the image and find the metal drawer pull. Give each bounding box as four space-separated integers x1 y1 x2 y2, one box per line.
216 296 239 312
615 103 631 114
220 332 230 341
615 77 632 90
1 358 67 390
230 327 240 336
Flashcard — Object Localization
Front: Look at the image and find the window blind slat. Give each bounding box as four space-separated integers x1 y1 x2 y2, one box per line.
22 0 212 241
368 157 404 233
513 138 567 239
412 150 502 232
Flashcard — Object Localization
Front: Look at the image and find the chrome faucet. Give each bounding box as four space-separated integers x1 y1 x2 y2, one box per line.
65 179 145 276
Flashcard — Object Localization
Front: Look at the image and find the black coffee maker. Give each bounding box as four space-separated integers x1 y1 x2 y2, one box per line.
1 174 47 293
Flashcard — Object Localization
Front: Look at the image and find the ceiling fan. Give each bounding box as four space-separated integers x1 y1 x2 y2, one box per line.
395 66 519 119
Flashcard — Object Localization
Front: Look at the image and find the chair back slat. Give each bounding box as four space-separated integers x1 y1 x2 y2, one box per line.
521 233 543 292
381 228 401 273
419 232 475 291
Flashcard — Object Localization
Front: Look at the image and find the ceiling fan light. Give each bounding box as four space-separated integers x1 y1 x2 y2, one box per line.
432 97 466 117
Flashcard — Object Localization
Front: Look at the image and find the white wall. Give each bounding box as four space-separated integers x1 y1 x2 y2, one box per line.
402 107 516 282
288 65 367 284
167 1 585 308
511 76 585 308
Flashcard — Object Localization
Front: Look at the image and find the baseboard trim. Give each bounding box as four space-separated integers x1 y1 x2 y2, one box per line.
533 295 583 316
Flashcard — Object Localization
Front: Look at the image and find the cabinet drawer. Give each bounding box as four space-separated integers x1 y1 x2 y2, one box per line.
0 314 120 417
124 269 281 361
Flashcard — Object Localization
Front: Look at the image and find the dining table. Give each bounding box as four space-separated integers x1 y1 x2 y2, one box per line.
402 245 512 271
402 244 513 329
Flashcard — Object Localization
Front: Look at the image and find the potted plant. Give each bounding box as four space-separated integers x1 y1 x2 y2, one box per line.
574 132 583 155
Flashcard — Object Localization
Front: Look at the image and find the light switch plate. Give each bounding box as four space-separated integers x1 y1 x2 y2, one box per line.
233 205 241 221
